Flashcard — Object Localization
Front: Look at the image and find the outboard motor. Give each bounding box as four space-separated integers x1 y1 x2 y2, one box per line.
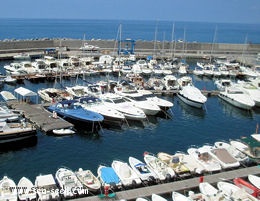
165 173 172 182
148 176 156 184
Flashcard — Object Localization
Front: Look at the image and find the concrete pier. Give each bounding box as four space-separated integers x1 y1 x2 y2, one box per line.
0 39 259 66
74 166 260 201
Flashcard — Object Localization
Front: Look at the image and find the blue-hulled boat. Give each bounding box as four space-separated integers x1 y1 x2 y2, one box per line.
97 165 122 190
48 100 104 124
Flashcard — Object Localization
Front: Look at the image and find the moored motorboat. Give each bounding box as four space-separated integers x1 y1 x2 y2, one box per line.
0 120 37 145
128 156 159 184
47 100 104 124
177 84 207 109
143 152 176 181
97 165 122 190
75 168 101 192
157 152 191 178
187 146 222 173
202 145 240 169
214 141 249 164
137 90 173 111
171 191 191 201
78 96 125 123
173 151 206 175
55 167 85 198
248 174 260 189
230 137 260 163
251 133 260 142
0 176 17 201
217 181 258 201
99 93 146 120
218 86 255 110
52 128 75 135
199 182 224 199
35 174 60 201
111 160 142 188
233 177 260 198
151 193 167 201
17 176 36 201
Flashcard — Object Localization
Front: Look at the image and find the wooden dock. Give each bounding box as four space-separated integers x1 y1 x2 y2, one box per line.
74 166 260 201
7 101 73 132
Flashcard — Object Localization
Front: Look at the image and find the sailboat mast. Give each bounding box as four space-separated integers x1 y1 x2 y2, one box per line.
210 25 217 63
170 22 175 59
153 21 158 59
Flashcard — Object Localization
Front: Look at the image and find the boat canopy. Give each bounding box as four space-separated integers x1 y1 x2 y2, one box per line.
241 136 260 157
14 87 37 97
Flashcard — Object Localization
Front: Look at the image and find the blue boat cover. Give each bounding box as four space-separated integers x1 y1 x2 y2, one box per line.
100 167 120 184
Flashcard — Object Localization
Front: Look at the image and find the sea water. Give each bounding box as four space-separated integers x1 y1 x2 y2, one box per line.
0 59 259 185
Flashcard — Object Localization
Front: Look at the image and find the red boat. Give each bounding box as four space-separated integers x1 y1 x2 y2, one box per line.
233 177 260 199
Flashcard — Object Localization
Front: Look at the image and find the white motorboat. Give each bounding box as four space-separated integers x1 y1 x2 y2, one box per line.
52 128 75 135
97 165 122 190
38 88 73 103
173 151 206 175
4 76 17 84
137 90 173 111
230 138 260 163
178 63 188 75
65 85 89 98
202 145 240 169
172 191 191 201
248 174 260 189
214 141 249 163
236 82 260 107
251 134 260 142
162 75 179 90
121 95 161 116
218 86 255 110
17 176 36 201
0 105 21 122
147 77 165 91
111 160 142 188
151 193 167 201
75 168 101 192
0 91 17 102
199 182 226 200
55 167 85 198
78 96 125 122
214 79 233 91
0 120 37 144
143 152 176 181
187 146 222 173
177 76 193 89
193 67 204 76
0 176 17 201
13 53 30 60
177 84 207 108
35 174 60 201
157 152 191 178
99 93 146 120
136 198 149 201
128 156 159 184
217 181 258 201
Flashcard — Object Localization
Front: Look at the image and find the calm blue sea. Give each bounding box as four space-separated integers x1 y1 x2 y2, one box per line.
0 18 260 43
0 19 259 194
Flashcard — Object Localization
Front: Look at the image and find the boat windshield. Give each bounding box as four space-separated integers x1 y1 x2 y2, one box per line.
113 98 125 104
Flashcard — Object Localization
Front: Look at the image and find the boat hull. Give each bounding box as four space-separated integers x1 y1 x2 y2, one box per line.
177 92 204 108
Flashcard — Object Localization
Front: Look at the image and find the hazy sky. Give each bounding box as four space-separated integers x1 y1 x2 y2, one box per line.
1 0 260 24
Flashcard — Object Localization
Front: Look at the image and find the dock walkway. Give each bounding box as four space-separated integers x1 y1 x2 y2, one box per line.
74 166 260 201
7 101 73 132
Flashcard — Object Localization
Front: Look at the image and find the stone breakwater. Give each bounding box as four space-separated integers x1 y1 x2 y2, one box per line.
0 39 259 63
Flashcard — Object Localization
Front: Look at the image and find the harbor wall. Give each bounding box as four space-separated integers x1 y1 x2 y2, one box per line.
0 39 259 57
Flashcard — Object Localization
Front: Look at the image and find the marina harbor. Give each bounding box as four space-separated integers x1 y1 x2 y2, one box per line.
0 21 260 201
